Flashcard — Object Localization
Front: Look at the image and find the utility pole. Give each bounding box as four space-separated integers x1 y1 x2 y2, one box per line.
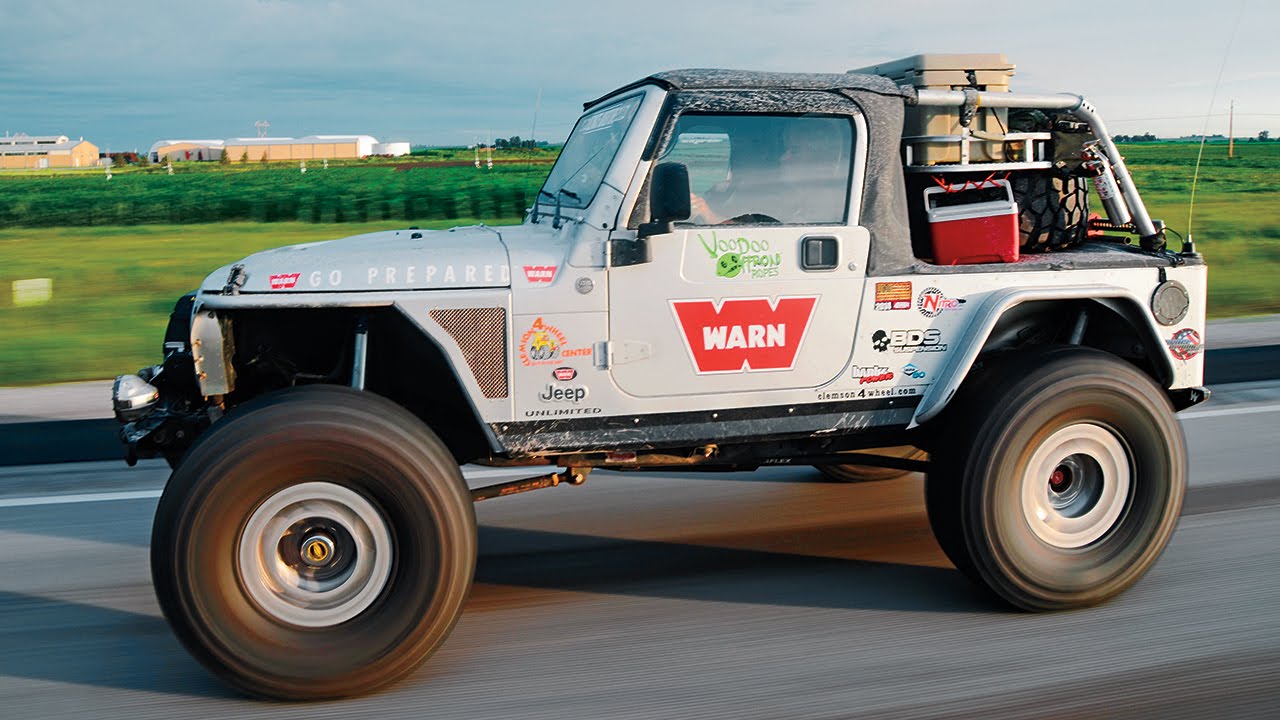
1228 100 1235 159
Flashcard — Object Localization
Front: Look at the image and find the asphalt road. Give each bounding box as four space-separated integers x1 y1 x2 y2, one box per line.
1 383 1278 719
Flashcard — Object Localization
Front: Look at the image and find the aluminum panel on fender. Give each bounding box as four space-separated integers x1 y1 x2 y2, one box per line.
393 291 513 425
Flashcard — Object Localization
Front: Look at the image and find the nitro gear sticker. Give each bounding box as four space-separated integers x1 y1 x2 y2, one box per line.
1166 328 1203 360
518 317 592 367
916 287 965 318
874 282 912 311
670 296 818 374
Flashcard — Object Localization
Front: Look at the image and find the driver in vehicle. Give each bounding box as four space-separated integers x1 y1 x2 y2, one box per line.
688 117 848 225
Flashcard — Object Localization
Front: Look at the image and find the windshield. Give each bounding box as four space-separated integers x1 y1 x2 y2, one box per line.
538 94 643 209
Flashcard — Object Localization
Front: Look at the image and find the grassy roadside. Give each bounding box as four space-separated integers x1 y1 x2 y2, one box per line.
0 220 514 385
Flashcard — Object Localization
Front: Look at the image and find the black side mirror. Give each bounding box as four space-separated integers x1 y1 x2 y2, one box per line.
639 162 690 238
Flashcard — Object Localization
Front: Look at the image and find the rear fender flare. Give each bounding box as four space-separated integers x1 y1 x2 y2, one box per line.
909 285 1173 427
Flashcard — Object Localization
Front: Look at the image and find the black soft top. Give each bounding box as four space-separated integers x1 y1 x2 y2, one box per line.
585 69 910 109
588 69 917 274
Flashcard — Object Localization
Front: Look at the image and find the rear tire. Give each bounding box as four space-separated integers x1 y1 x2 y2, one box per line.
151 385 476 699
817 446 928 482
925 347 1185 610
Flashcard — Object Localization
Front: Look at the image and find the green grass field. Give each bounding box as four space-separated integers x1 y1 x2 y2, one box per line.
0 142 1276 386
0 160 550 228
1117 142 1280 317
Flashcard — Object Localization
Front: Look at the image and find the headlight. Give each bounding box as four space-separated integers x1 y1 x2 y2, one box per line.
113 374 160 422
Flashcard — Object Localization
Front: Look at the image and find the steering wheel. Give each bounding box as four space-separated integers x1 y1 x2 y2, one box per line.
721 213 780 225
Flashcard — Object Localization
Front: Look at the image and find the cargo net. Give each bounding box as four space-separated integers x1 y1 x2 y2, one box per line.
429 308 509 399
926 169 1090 255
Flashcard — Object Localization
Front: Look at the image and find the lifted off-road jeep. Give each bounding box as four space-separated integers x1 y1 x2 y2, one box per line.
114 55 1208 699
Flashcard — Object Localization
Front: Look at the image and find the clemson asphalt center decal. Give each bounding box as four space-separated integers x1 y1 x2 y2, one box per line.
669 296 819 374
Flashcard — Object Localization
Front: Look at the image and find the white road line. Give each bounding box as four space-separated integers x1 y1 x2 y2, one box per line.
0 489 163 509
1181 404 1280 420
0 466 544 509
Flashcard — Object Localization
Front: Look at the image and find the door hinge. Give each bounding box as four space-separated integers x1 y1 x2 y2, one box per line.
595 340 651 368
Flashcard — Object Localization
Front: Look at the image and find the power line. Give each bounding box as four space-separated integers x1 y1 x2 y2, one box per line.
1109 112 1280 123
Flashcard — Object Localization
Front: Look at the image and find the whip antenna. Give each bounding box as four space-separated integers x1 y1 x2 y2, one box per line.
1187 0 1247 244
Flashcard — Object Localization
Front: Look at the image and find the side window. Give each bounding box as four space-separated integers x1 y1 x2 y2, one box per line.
658 114 853 226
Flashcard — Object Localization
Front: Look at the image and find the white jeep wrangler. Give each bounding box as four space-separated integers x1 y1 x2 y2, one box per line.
113 56 1208 699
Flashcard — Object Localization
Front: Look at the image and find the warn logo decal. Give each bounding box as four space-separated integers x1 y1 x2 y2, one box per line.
670 296 818 374
523 265 557 283
268 273 301 290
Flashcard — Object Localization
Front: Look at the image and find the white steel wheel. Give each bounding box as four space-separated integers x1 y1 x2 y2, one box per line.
238 482 394 627
152 385 476 700
925 346 1186 611
1020 423 1131 549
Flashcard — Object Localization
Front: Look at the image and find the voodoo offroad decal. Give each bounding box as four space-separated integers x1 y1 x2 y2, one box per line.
670 296 818 374
697 231 781 279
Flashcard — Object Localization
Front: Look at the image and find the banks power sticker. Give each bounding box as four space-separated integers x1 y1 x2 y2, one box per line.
670 296 818 374
518 317 592 367
874 282 912 311
523 265 557 283
1166 328 1203 360
916 286 966 318
268 273 301 290
852 365 894 384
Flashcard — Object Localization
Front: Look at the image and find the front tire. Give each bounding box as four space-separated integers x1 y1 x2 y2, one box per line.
926 347 1185 610
151 385 476 699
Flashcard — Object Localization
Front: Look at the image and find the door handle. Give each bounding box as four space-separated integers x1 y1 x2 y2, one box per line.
800 235 839 271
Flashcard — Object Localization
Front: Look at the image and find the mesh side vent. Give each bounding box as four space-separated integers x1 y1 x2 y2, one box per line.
430 308 508 399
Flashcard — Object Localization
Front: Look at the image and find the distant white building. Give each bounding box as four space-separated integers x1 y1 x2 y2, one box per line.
147 134 411 162
223 135 385 161
372 141 411 156
149 140 225 163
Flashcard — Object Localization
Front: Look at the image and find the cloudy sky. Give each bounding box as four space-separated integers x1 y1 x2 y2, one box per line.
3 0 1276 151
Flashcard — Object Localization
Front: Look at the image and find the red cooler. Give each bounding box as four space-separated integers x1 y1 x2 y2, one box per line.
924 179 1020 265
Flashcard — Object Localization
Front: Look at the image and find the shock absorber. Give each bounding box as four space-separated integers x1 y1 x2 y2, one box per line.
1079 143 1133 227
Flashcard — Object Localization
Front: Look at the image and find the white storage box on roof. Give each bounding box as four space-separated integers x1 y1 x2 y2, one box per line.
850 53 1016 164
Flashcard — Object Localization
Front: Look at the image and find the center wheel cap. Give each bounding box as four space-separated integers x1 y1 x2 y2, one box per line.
302 535 335 566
